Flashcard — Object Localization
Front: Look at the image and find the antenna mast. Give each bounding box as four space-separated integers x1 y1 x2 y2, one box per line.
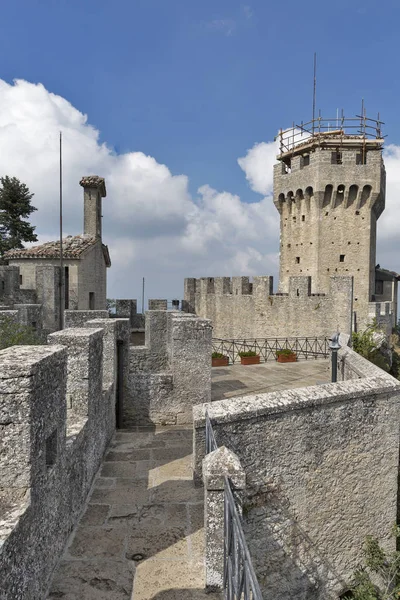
59 131 64 330
312 52 317 136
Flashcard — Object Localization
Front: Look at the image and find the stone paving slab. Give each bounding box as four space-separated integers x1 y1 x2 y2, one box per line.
211 358 329 401
47 427 219 600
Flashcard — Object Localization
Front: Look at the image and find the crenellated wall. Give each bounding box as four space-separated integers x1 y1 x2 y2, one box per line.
0 318 129 599
127 311 212 425
184 274 353 338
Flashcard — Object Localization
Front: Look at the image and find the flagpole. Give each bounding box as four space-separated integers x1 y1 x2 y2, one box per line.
59 131 64 330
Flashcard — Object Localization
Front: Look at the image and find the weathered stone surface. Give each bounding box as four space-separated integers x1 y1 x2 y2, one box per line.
194 347 400 599
126 311 212 425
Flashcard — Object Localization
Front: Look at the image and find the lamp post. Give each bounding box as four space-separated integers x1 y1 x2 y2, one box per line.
329 332 341 383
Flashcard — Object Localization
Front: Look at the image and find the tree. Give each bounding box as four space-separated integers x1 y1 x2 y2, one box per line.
0 176 38 258
0 317 43 350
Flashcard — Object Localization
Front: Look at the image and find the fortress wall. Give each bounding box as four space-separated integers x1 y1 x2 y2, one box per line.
127 310 212 425
193 349 400 599
185 275 353 338
0 323 122 599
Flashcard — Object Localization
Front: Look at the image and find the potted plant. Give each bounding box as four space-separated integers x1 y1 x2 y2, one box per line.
238 350 260 366
212 352 229 367
276 348 297 363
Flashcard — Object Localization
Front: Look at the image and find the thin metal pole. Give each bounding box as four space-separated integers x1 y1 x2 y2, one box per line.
142 277 145 314
331 349 338 383
59 131 64 330
312 52 317 136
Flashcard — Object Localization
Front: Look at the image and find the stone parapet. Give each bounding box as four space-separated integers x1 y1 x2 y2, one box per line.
193 350 400 598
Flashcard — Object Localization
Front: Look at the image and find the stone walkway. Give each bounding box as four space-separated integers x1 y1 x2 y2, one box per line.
48 427 219 600
212 358 329 401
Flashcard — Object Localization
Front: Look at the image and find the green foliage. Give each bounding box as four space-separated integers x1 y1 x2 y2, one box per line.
238 350 258 357
344 527 400 599
0 176 38 258
352 322 390 372
390 351 400 380
106 298 116 315
212 352 225 359
276 348 296 357
0 317 43 350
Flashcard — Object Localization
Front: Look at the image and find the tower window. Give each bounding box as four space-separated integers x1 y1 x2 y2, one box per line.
331 150 342 165
20 275 23 285
282 159 291 174
46 429 58 470
300 154 310 168
340 255 345 262
356 152 367 165
295 257 300 264
302 215 305 222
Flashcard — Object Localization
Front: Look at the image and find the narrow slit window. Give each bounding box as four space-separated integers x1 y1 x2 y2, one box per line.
46 429 57 470
340 255 345 262
295 257 300 264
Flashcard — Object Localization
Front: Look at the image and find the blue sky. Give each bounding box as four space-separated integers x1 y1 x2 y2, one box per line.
0 0 399 302
0 0 396 200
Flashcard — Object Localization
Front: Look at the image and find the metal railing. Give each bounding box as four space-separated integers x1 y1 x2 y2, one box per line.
277 110 384 157
212 337 329 365
205 411 263 600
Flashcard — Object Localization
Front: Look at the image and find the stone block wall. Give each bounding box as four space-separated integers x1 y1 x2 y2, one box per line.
194 350 400 599
127 311 212 425
185 274 353 338
148 299 168 310
0 319 125 599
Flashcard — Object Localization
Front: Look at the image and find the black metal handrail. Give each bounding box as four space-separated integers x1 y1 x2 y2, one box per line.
224 475 263 600
205 411 263 600
213 336 329 365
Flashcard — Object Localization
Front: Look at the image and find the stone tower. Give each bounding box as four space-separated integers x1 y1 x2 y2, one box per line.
273 114 386 329
79 175 107 239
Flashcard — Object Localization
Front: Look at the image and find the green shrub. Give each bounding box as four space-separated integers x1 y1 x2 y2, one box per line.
390 350 400 380
276 348 296 357
0 317 44 350
344 527 400 599
212 352 225 359
238 350 258 357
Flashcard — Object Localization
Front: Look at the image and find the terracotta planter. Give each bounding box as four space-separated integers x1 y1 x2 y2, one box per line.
240 355 260 366
212 356 229 367
277 353 297 363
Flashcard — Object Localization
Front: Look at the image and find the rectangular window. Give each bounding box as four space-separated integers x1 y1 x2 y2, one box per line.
340 255 345 262
19 275 23 285
89 292 95 310
296 257 300 264
300 155 310 169
331 151 342 165
282 159 291 174
375 280 383 295
302 215 305 222
46 429 57 470
356 152 367 165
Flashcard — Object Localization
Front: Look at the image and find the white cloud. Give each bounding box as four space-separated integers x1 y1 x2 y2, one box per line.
0 78 397 305
0 79 279 302
237 141 278 195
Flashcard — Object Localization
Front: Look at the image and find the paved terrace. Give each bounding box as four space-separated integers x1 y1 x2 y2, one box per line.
48 359 329 599
212 358 330 401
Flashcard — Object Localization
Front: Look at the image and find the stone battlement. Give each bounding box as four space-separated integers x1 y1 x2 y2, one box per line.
184 275 353 338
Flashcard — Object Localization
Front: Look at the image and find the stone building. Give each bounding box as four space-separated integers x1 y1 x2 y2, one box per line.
186 113 398 337
4 176 111 313
274 116 396 331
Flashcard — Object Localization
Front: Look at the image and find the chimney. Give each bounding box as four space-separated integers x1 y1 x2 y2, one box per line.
79 176 107 239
